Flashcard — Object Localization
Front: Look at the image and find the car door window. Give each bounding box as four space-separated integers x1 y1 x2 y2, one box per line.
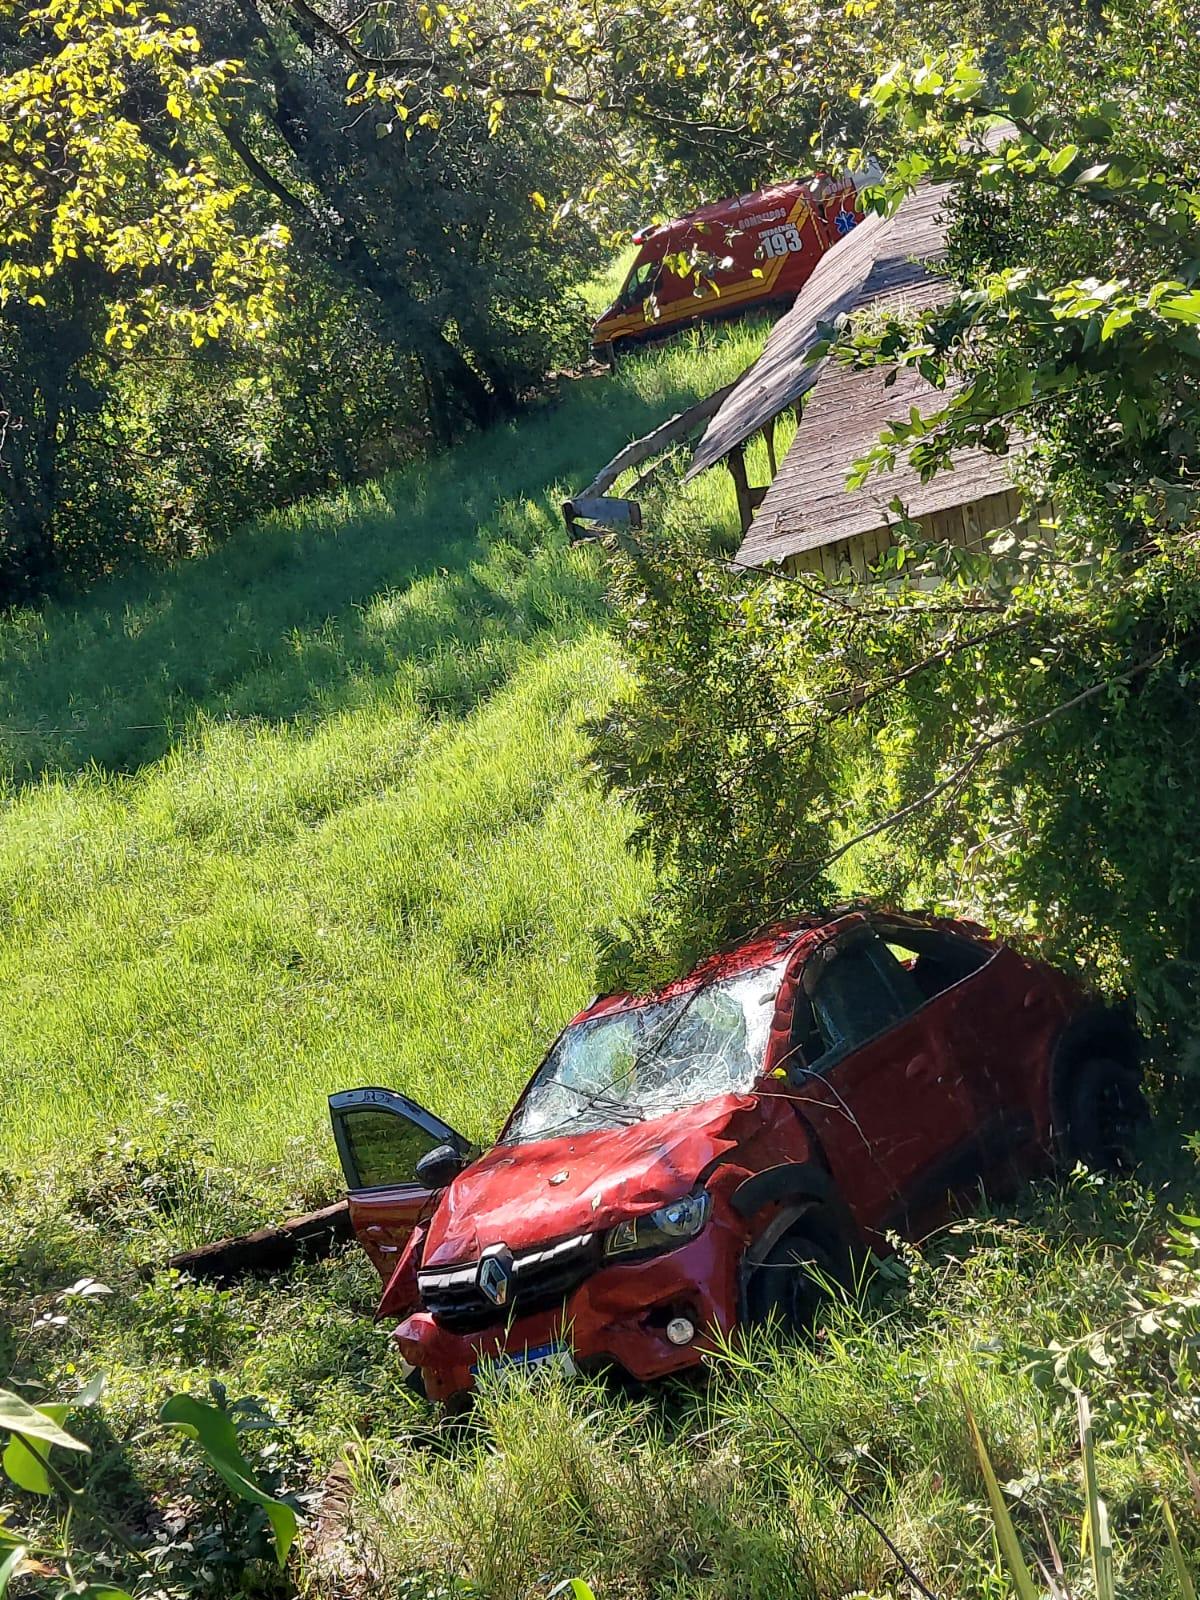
339 1110 440 1189
618 259 660 308
877 925 991 1005
807 935 922 1062
329 1089 467 1192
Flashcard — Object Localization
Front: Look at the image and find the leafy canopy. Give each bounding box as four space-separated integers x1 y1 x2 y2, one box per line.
593 3 1200 1036
1 0 289 348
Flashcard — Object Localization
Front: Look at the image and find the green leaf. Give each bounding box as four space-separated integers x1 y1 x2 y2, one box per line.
1160 292 1200 325
0 1390 89 1453
1007 83 1036 118
964 1399 1040 1600
1077 112 1114 140
1078 1393 1115 1600
159 1395 297 1566
547 1583 597 1600
3 1420 61 1495
0 1545 27 1599
1047 142 1079 176
75 1373 107 1408
1163 1499 1196 1600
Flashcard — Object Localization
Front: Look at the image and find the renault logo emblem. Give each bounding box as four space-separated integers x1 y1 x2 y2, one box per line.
477 1246 513 1307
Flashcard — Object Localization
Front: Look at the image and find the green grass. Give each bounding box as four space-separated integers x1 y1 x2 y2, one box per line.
337 1172 1200 1600
0 318 768 1203
3 303 1198 1600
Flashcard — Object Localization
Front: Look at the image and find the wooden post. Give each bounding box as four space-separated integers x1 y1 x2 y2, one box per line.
764 416 778 479
726 444 768 533
727 443 755 534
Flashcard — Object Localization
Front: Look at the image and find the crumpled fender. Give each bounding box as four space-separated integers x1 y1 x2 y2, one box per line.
378 1222 427 1321
421 1093 763 1267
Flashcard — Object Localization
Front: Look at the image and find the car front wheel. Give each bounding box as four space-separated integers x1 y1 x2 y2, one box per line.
1061 1056 1149 1173
746 1224 840 1336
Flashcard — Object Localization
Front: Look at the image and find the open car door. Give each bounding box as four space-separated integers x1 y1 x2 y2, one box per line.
329 1088 470 1282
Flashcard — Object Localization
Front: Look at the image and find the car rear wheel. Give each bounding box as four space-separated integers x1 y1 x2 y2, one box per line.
746 1224 839 1336
1061 1056 1149 1173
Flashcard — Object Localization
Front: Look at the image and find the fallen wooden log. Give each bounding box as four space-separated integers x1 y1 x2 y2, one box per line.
562 379 738 540
168 1199 352 1282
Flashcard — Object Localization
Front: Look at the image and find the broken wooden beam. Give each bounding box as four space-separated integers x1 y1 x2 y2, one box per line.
562 379 739 540
168 1199 352 1282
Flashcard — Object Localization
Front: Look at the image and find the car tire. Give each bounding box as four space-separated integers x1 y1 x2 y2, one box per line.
746 1223 840 1336
1060 1056 1149 1173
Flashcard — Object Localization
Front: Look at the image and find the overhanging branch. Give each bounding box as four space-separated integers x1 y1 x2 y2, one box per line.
784 641 1181 891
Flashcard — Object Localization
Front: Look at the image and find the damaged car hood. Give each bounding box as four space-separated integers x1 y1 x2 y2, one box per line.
421 1092 758 1266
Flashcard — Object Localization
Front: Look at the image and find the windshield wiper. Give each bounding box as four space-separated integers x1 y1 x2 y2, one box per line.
555 1082 645 1125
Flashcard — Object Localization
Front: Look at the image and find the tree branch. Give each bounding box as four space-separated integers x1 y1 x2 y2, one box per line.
780 643 1180 892
217 115 317 225
279 0 794 156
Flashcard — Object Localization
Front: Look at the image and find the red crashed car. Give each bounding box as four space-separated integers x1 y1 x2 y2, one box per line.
329 907 1146 1402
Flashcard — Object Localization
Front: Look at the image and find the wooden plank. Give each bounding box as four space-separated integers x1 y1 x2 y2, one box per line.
727 444 757 534
566 495 643 530
575 379 738 502
848 532 868 581
562 379 741 539
168 1200 352 1282
740 358 1021 569
688 181 958 481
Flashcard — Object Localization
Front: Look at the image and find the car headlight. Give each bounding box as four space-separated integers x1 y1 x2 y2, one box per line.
603 1189 711 1259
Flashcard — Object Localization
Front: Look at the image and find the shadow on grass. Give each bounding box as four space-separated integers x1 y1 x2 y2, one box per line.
0 358 727 790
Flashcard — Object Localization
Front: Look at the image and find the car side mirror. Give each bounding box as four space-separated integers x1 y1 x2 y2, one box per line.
415 1143 466 1189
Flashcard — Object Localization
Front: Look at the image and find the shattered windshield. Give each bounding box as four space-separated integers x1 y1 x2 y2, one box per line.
503 960 787 1144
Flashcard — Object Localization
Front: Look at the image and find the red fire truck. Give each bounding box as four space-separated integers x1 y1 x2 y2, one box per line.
590 174 864 360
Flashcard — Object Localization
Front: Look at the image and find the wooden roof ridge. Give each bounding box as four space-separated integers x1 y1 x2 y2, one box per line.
685 178 957 481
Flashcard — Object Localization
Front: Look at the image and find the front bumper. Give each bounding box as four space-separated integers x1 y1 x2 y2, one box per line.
394 1224 741 1403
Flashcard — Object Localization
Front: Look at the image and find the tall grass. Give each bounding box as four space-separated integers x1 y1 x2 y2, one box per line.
2 302 1198 1600
0 322 768 1199
338 1178 1200 1600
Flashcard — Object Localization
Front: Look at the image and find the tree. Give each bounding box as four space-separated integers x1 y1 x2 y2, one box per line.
199 0 593 445
590 0 1200 1037
0 0 289 598
287 0 1090 222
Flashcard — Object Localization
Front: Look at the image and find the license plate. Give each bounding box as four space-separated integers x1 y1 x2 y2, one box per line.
472 1340 577 1381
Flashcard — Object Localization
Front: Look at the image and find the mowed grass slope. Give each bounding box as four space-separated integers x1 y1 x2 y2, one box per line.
0 323 766 1205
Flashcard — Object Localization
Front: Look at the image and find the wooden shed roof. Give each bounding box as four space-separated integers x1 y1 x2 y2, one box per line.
737 362 1017 566
686 180 956 480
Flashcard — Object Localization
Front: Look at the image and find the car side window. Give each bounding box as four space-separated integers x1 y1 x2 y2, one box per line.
877 925 991 1005
337 1109 443 1191
804 935 922 1063
618 260 659 308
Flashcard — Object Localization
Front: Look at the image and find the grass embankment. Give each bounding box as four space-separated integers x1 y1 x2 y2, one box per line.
0 321 766 1196
1 315 1197 1600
